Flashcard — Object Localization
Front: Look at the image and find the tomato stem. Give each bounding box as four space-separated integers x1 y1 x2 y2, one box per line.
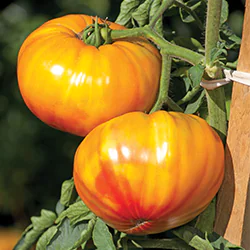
150 53 182 113
82 17 112 47
110 26 204 65
150 53 171 113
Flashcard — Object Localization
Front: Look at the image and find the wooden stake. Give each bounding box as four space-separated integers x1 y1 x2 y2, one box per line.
214 1 250 248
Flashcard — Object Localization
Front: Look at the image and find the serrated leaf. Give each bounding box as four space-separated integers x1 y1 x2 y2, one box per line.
220 0 229 24
60 178 76 207
220 23 241 50
185 90 205 114
149 0 163 35
115 0 143 27
31 210 57 231
36 226 58 250
188 64 204 88
173 225 244 250
209 42 227 65
71 217 96 249
131 0 153 27
93 218 116 250
47 218 89 250
14 210 56 250
56 200 94 226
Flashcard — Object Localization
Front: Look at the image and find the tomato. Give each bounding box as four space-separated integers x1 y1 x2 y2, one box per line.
73 111 224 235
17 14 161 136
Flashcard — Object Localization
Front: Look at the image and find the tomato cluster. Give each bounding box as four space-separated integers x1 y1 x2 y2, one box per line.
17 14 224 235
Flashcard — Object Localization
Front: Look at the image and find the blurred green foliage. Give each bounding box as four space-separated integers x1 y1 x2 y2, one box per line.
0 0 245 229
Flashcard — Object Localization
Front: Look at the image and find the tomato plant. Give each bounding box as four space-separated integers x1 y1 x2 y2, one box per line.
17 14 161 137
74 110 224 235
13 0 246 249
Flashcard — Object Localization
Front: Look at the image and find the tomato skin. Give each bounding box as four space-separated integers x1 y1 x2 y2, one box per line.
73 111 225 235
17 14 161 136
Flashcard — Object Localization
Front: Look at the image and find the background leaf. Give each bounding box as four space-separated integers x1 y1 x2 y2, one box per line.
93 218 116 250
56 200 94 226
184 90 205 114
115 0 142 27
47 218 89 250
60 178 76 207
14 210 56 250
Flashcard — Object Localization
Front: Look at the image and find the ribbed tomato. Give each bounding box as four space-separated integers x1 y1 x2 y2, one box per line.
74 111 225 235
17 14 161 136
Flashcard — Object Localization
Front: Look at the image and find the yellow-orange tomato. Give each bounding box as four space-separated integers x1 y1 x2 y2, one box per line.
74 111 224 235
17 14 161 136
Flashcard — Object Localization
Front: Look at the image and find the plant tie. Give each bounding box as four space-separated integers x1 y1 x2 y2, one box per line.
200 69 250 90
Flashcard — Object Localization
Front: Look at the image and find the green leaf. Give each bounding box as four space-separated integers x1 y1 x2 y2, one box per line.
131 0 153 27
36 226 58 250
14 210 57 250
47 218 90 250
189 235 214 250
60 178 76 207
208 232 244 249
178 0 205 24
149 0 163 35
71 217 96 249
93 218 116 250
173 226 244 250
188 64 205 88
31 210 57 231
184 89 205 114
56 200 94 226
115 0 142 27
220 23 241 50
195 198 216 233
209 42 227 64
173 37 204 51
55 200 65 216
220 0 229 24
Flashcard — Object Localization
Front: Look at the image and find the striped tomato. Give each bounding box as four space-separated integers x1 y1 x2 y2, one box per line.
74 111 224 235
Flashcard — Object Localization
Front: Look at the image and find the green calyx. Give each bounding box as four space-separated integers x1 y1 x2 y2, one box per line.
81 16 112 48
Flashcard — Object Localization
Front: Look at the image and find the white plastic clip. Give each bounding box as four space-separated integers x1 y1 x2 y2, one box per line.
200 69 250 90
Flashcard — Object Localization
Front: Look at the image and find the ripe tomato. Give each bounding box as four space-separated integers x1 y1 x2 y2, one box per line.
17 14 161 136
74 111 225 235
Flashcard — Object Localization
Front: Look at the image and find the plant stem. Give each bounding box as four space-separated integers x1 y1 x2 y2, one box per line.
177 85 202 105
205 0 223 68
203 0 227 141
202 0 227 234
150 53 172 113
149 0 175 29
167 97 184 112
110 26 204 65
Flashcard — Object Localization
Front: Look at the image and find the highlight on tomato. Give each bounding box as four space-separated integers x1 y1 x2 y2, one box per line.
17 14 161 137
73 110 225 235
